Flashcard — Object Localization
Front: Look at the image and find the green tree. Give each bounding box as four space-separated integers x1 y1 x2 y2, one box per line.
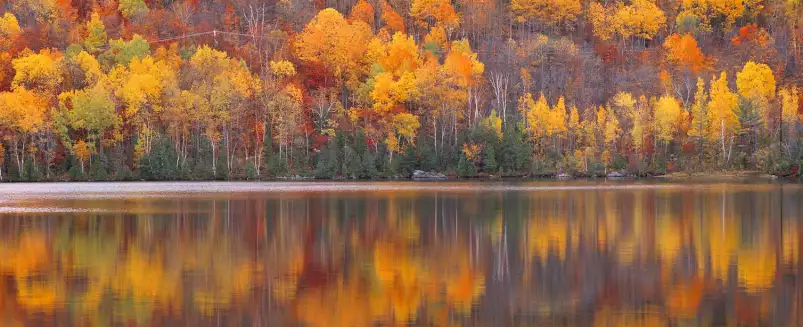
84 13 107 52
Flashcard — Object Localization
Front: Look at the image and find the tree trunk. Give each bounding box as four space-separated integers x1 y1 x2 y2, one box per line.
211 141 217 175
721 120 726 165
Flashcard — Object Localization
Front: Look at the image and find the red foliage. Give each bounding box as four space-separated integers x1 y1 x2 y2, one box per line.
594 41 620 64
299 61 336 91
681 142 696 153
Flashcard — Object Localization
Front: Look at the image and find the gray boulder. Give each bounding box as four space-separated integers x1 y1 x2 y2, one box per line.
606 171 626 178
412 170 447 180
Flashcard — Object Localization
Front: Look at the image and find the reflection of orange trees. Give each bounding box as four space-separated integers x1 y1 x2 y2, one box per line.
291 197 486 327
114 247 181 311
182 234 255 316
783 220 798 266
373 241 431 324
737 247 776 293
593 305 666 327
664 277 703 319
525 218 575 263
14 274 64 311
0 232 49 276
0 232 65 312
703 207 777 292
518 190 789 323
295 275 374 327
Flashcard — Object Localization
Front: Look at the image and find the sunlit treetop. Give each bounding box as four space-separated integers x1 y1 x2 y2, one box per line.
380 1 406 33
588 0 666 40
83 12 107 53
663 33 708 73
118 0 149 19
294 8 373 83
0 87 49 134
444 39 485 87
0 13 21 38
411 0 461 30
101 34 151 68
706 72 740 140
509 0 582 25
270 60 296 78
736 61 776 102
12 49 64 94
349 0 375 27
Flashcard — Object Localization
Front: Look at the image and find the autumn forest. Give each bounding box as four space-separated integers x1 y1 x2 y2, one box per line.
0 0 802 181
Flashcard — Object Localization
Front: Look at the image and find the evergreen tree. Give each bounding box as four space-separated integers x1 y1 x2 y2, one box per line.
484 145 498 173
361 150 378 178
343 145 362 178
140 137 179 181
457 152 476 177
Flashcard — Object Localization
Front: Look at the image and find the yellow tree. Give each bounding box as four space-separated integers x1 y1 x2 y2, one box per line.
187 46 256 175
0 13 21 37
568 105 579 151
522 93 550 145
294 8 373 86
83 12 107 52
12 49 63 94
613 0 666 40
779 86 799 143
72 140 93 172
72 51 104 87
413 56 465 153
707 72 740 164
269 60 296 78
654 95 683 146
588 0 666 42
688 78 709 163
370 71 418 116
443 39 484 126
57 81 120 154
482 109 502 139
587 2 616 41
510 0 581 26
8 49 63 178
109 55 177 163
411 0 461 30
679 0 745 30
387 112 421 156
548 96 567 150
603 107 621 152
612 92 645 155
0 88 48 177
377 32 423 77
736 61 776 128
0 13 21 51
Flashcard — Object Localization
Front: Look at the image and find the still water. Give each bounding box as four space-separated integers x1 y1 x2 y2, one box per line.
0 181 801 326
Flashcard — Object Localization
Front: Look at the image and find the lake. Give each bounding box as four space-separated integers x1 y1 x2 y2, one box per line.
0 181 801 326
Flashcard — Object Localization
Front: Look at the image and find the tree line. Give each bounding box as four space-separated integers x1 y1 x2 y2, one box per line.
0 0 801 181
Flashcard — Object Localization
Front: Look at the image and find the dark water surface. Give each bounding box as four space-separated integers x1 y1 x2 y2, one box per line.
1 181 802 326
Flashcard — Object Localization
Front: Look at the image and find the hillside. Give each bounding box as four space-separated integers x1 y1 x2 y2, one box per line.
0 0 801 180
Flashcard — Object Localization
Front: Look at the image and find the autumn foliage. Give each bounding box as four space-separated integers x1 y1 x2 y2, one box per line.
0 0 800 180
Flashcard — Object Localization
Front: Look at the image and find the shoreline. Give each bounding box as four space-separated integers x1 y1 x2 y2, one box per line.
0 170 790 184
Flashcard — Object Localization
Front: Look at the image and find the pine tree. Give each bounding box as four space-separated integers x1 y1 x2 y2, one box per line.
484 145 498 173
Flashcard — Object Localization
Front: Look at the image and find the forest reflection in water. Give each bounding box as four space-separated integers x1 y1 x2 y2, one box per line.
0 182 802 326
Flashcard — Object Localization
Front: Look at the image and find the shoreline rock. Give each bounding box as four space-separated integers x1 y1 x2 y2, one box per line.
411 170 447 180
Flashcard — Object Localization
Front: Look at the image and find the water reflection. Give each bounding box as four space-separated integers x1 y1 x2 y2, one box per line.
0 182 801 326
